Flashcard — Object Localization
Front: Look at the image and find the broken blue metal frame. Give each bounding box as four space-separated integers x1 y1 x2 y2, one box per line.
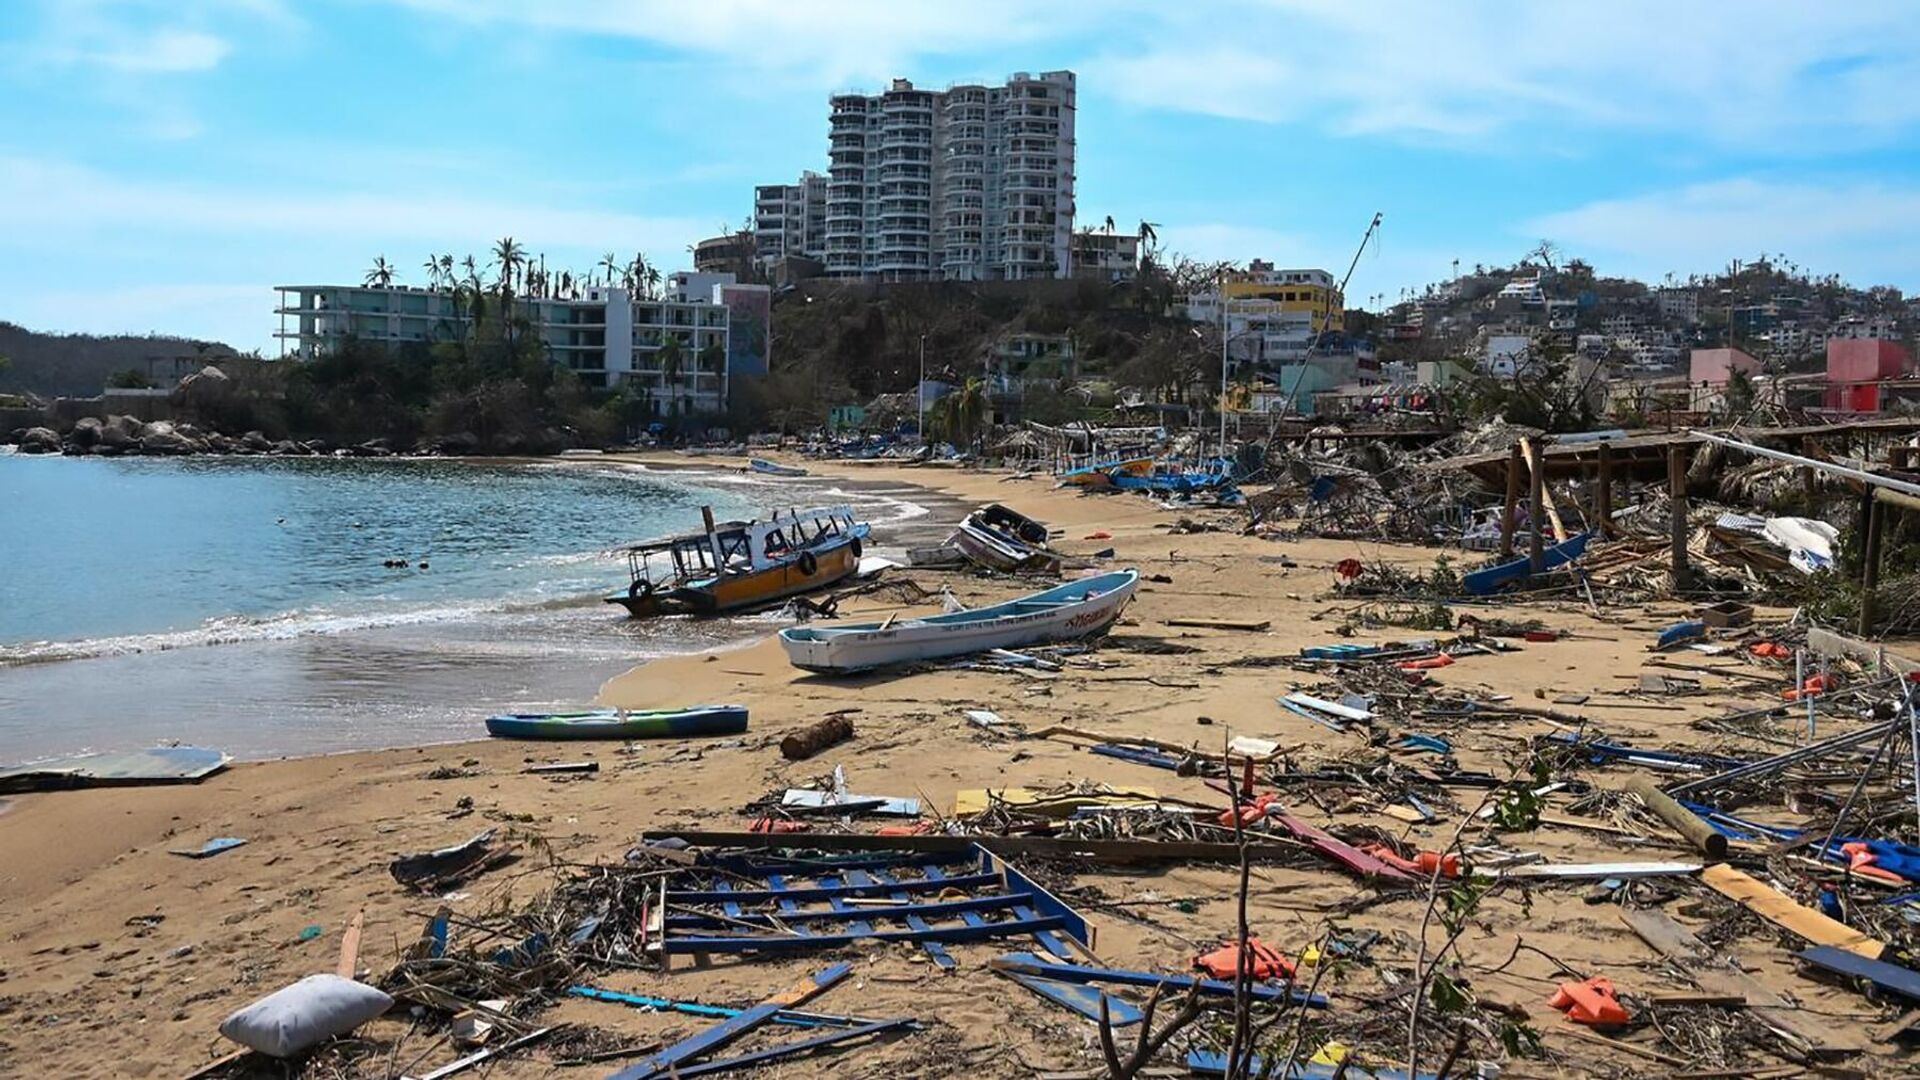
1186 1049 1438 1079
1090 743 1183 770
1541 732 1743 773
568 985 914 1030
993 953 1329 1008
1000 970 1143 1026
660 1018 915 1079
663 845 1087 962
608 962 854 1080
1796 945 1920 1003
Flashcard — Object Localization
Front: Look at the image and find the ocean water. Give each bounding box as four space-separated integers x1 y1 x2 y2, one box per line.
0 452 929 761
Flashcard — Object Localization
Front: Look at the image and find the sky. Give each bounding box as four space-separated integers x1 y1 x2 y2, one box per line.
3 0 1919 355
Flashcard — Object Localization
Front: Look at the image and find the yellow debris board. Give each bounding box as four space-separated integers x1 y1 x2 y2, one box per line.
1700 863 1885 960
952 785 1163 819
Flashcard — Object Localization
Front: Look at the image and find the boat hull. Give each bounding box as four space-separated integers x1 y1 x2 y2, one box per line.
607 535 863 617
485 706 749 740
778 570 1139 673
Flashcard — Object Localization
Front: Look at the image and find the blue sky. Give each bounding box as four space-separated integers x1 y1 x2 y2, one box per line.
3 1 1919 354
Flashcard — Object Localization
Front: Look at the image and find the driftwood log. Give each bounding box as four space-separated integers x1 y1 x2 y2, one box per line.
780 716 854 760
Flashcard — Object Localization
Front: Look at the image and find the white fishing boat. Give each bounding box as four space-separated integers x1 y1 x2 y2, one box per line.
749 457 808 477
778 570 1139 673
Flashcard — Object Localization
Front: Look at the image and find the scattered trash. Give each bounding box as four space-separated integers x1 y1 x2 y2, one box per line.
169 837 247 859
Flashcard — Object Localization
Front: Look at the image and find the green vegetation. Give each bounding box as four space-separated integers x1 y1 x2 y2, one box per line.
106 368 155 389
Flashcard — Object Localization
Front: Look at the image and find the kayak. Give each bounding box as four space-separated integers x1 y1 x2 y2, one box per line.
484 705 749 740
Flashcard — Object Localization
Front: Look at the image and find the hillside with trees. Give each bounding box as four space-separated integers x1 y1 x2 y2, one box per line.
0 322 241 397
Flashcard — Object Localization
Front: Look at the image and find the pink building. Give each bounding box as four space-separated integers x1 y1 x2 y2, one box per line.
1826 339 1910 383
1688 347 1761 385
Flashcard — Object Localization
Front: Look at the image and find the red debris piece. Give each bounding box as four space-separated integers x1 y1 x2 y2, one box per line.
1194 937 1295 981
1550 977 1629 1026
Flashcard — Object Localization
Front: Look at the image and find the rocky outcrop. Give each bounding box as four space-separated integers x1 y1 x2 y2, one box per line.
136 420 207 455
66 416 104 451
99 414 143 453
239 430 273 454
17 426 62 453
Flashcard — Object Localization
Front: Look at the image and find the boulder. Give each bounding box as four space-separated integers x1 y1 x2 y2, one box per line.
173 365 232 406
204 432 235 454
271 440 301 455
430 431 481 456
67 417 104 449
354 440 393 457
138 420 207 455
100 415 144 449
240 430 273 453
17 427 62 454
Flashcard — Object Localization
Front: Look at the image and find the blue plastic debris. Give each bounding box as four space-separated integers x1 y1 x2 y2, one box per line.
1656 621 1707 649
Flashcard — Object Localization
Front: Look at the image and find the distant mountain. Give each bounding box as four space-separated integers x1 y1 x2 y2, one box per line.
0 322 242 398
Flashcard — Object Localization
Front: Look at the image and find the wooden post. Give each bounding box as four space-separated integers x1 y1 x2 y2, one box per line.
1669 442 1690 590
1528 450 1545 576
1861 498 1884 638
1626 775 1727 859
1500 443 1522 558
1596 442 1614 539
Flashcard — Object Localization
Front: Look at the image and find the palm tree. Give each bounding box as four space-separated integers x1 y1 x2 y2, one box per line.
438 254 455 288
492 236 525 294
461 254 480 289
1103 215 1115 235
600 252 623 289
421 256 441 289
365 256 395 288
643 265 661 300
628 253 650 297
656 334 686 419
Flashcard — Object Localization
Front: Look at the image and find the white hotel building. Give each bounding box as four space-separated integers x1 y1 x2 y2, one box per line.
757 70 1077 282
273 284 743 413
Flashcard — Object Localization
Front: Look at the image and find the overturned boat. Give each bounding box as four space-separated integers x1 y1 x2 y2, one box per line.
485 705 748 740
948 503 1055 572
607 505 870 617
778 569 1139 673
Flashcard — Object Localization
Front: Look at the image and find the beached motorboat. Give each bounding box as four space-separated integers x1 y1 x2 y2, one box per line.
1057 456 1154 489
748 458 808 477
485 705 748 740
1109 458 1236 494
778 569 1139 673
607 505 870 617
947 503 1053 571
1461 532 1592 595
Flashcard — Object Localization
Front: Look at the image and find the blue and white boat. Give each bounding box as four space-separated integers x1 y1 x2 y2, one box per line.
778 570 1140 673
748 458 808 477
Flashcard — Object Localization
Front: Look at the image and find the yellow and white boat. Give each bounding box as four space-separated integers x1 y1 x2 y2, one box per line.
606 505 870 618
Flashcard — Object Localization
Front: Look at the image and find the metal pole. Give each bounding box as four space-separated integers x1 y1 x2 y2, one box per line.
916 333 926 442
1669 717 1900 797
1861 498 1884 638
1689 429 1920 500
1668 442 1690 591
1219 277 1229 452
1500 443 1522 559
1527 452 1545 575
1596 442 1614 538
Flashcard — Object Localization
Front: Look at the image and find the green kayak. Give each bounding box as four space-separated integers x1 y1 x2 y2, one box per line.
484 705 748 740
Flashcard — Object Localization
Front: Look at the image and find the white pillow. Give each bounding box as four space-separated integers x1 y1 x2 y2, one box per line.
219 974 394 1058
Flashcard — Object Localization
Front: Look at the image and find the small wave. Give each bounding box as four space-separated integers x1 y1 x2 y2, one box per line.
0 592 606 667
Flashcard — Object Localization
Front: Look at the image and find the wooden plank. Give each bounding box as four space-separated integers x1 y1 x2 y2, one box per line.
1269 813 1416 883
1619 909 1847 1054
1164 617 1270 632
1701 864 1885 960
639 829 1305 864
336 909 364 979
1648 991 1746 1007
1520 437 1569 543
1500 861 1700 880
608 964 853 1080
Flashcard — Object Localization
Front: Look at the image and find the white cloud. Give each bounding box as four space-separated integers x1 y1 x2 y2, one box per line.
0 156 710 255
383 0 1082 86
1527 178 1920 290
1083 1 1920 146
65 27 231 72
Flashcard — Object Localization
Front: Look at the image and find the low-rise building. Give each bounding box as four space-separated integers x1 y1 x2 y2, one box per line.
1185 265 1346 367
273 284 745 412
1069 231 1140 282
1656 288 1699 324
1483 333 1532 377
1688 347 1762 386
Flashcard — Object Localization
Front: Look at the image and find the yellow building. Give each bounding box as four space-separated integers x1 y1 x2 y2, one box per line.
1221 266 1344 336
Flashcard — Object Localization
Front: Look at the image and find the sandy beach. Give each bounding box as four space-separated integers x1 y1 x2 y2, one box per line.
0 456 1903 1078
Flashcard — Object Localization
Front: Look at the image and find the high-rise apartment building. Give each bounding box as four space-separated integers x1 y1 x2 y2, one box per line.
759 71 1076 282
752 172 828 265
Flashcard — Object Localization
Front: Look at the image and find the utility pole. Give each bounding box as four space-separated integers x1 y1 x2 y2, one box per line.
917 334 927 442
1218 270 1230 452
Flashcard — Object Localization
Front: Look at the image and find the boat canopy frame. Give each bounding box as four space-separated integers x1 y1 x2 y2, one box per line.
621 505 862 590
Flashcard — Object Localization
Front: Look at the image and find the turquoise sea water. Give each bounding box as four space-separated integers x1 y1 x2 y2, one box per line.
0 451 928 761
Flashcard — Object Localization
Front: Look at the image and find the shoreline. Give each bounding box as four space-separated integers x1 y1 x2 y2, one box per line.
0 452 961 764
2 459 1904 1077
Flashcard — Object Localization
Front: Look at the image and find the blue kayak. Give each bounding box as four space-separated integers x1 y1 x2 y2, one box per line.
485 705 748 740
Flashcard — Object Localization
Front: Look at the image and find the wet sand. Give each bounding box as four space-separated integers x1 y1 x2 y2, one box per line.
0 455 1899 1077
